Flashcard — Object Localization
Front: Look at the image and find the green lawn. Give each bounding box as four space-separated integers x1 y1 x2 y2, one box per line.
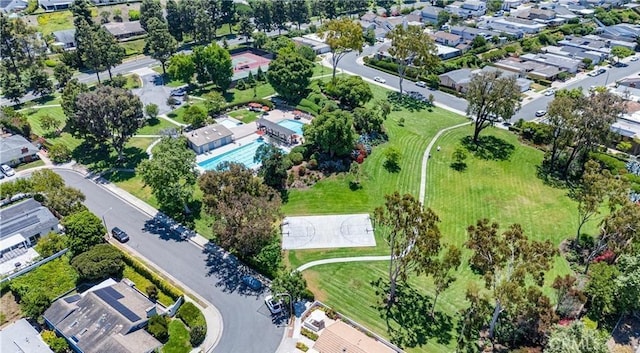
167 102 208 125
14 159 45 171
36 11 74 35
222 82 275 104
127 137 156 152
120 39 146 57
227 109 260 123
22 106 83 151
122 265 174 307
298 127 586 353
163 320 191 353
136 118 180 135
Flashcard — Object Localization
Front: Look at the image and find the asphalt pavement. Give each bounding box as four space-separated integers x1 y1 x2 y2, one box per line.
54 169 284 353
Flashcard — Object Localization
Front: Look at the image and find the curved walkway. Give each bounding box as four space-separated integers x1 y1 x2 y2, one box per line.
295 256 390 272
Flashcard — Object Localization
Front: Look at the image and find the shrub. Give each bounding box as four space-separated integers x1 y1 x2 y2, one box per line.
128 9 140 20
35 232 67 257
301 288 315 301
21 292 51 319
146 285 159 301
296 342 309 352
147 315 169 342
308 159 318 170
71 244 125 281
298 165 306 176
177 301 206 328
48 144 72 164
41 330 70 353
301 327 319 341
190 325 206 347
120 252 182 301
44 59 57 68
236 79 246 90
288 152 303 165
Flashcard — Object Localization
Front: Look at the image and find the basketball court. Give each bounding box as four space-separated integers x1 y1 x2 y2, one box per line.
281 214 376 250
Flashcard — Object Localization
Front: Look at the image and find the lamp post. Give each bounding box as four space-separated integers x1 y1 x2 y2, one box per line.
101 207 113 235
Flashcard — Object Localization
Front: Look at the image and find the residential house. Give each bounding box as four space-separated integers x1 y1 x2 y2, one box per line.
381 16 406 31
597 24 640 45
432 31 463 47
450 25 500 42
360 12 377 23
436 44 462 59
292 36 330 54
546 4 579 20
0 134 40 167
521 52 581 73
103 21 146 41
494 57 561 80
1 0 28 13
611 101 640 155
502 0 524 10
516 7 556 21
479 66 532 92
543 45 606 65
0 318 54 353
185 124 234 154
446 0 487 18
421 6 443 24
44 279 163 353
52 29 76 50
38 0 72 11
477 20 525 38
559 35 611 54
438 68 473 92
586 33 636 50
357 19 376 31
312 321 397 353
0 198 59 259
485 17 547 34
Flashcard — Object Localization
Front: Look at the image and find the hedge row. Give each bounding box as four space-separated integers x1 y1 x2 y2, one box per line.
177 302 206 328
120 252 182 301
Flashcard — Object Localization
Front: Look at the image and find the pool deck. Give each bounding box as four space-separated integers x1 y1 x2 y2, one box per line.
194 108 312 172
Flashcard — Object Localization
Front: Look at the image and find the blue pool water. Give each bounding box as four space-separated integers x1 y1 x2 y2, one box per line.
198 139 266 170
277 119 305 136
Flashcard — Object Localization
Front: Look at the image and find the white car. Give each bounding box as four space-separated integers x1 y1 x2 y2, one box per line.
631 56 639 62
415 81 427 88
1 164 15 177
264 295 283 315
544 89 556 96
535 110 547 117
373 76 386 83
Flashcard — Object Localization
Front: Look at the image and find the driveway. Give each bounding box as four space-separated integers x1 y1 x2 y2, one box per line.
54 170 284 353
131 70 176 115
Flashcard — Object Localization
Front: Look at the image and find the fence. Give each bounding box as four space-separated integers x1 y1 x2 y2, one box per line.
0 248 68 284
302 300 405 353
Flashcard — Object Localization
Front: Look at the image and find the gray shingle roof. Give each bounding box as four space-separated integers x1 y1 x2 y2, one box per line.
0 198 58 242
0 319 54 353
0 135 39 165
52 29 76 45
440 68 473 84
102 21 145 37
185 123 234 148
257 118 296 137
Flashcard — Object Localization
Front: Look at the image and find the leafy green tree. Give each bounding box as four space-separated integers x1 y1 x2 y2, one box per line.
139 0 164 31
252 0 272 32
147 315 169 341
373 192 443 308
288 0 309 30
267 48 313 103
383 146 401 172
53 63 74 89
145 18 177 76
168 53 195 84
203 91 227 115
352 107 384 135
465 70 521 144
318 18 363 79
183 105 207 128
35 232 67 257
437 10 450 28
254 143 290 191
1 71 26 104
145 103 159 119
465 219 557 339
41 330 70 353
62 210 106 256
61 79 89 119
74 18 105 83
71 244 125 281
451 146 468 171
198 162 281 258
97 27 125 80
430 245 461 316
72 85 145 160
251 31 268 49
271 0 288 34
48 144 72 164
137 137 198 214
611 46 634 62
615 253 640 314
546 321 608 353
304 109 355 158
29 170 86 216
471 35 487 49
39 114 60 133
238 15 255 43
29 66 53 97
192 43 233 91
71 0 93 25
386 25 439 93
178 0 197 38
325 76 373 109
271 270 308 303
165 0 183 41
21 292 51 319
221 0 237 34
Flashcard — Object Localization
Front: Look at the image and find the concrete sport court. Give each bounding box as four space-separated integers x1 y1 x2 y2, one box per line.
281 214 376 250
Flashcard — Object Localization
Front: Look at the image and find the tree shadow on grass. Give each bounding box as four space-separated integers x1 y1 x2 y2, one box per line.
372 279 454 349
450 162 468 171
72 142 148 172
461 135 515 161
102 169 137 183
383 160 401 173
387 92 430 112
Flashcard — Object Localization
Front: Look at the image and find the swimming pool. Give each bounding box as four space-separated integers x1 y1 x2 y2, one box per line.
277 119 305 136
198 139 266 170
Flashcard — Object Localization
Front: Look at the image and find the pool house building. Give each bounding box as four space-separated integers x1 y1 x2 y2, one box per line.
185 124 234 154
257 118 299 145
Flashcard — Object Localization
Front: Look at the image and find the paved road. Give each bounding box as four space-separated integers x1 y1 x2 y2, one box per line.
54 170 284 353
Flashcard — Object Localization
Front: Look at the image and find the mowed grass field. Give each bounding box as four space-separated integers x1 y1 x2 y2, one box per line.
297 126 586 353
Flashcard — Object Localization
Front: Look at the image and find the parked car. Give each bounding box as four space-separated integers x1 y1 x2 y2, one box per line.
415 81 427 88
1 164 15 177
535 110 547 117
264 295 283 314
373 76 386 83
170 87 188 97
631 56 639 62
242 275 262 290
544 89 556 96
111 227 130 243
